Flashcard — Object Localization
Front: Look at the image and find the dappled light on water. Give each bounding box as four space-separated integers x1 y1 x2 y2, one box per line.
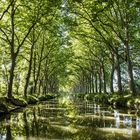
0 95 140 140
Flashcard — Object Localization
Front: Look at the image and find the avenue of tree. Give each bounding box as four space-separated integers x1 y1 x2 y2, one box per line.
69 0 140 95
0 0 140 100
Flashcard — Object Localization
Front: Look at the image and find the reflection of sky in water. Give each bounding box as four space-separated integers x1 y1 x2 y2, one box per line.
114 110 120 128
123 115 132 127
93 104 100 114
115 118 120 128
0 134 6 140
136 118 140 131
113 111 135 138
136 118 140 139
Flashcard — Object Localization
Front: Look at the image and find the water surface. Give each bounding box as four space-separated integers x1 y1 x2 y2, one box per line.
0 96 140 140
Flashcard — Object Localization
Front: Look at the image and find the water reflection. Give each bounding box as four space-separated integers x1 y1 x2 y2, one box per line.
114 110 120 128
123 115 132 127
23 112 29 138
5 115 13 140
136 117 140 131
0 98 140 140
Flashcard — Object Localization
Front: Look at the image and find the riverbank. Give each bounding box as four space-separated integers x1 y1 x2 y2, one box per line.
76 92 140 111
0 94 56 115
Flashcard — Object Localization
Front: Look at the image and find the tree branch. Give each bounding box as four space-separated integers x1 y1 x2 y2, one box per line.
0 0 14 21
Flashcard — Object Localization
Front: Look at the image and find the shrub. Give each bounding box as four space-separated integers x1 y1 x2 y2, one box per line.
85 93 94 101
27 95 38 104
134 97 140 109
39 94 55 101
38 95 47 101
45 94 55 99
115 96 127 107
10 97 27 107
0 99 8 113
127 98 135 109
77 93 86 100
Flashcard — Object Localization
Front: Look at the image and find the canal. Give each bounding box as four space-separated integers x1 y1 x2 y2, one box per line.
0 94 140 140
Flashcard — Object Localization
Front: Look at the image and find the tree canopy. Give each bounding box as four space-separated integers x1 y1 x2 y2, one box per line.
0 0 140 99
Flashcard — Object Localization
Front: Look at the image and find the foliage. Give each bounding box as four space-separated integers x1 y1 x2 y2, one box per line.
0 96 27 113
38 93 55 101
9 97 27 107
26 95 38 104
76 93 85 100
0 97 8 113
0 0 140 111
68 0 140 95
83 92 140 109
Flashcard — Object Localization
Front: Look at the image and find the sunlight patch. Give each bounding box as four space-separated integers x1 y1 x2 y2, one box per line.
51 124 78 134
97 127 134 137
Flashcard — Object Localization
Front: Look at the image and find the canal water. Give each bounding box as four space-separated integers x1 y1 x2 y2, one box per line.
0 95 140 140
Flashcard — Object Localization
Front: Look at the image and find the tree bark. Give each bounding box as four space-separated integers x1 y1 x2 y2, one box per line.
110 53 115 93
98 68 102 93
110 64 115 93
102 61 107 93
24 30 35 98
8 58 16 98
116 52 122 93
8 1 15 98
91 74 94 93
89 74 92 94
95 74 98 93
34 35 45 94
125 10 136 94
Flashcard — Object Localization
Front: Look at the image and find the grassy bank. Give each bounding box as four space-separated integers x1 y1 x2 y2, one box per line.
0 93 56 114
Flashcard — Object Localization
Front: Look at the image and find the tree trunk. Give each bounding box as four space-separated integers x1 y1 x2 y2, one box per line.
24 30 35 98
8 58 16 98
33 50 36 84
82 73 85 93
110 53 115 93
125 11 136 94
34 59 41 94
102 61 107 93
98 72 102 93
38 78 42 95
116 52 122 93
110 64 115 93
87 77 90 94
91 74 94 93
89 74 92 93
8 1 15 98
34 35 45 94
43 58 49 94
95 74 98 93
85 76 87 93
